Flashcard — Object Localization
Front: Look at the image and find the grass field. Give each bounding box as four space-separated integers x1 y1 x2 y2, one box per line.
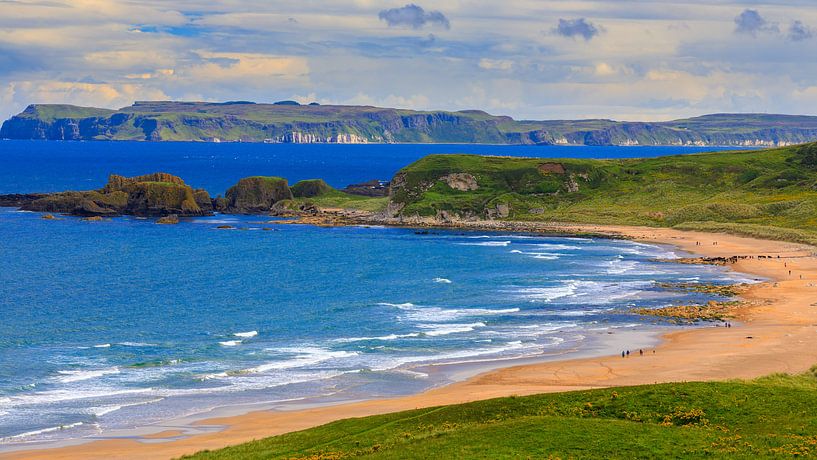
185 368 817 459
391 143 817 244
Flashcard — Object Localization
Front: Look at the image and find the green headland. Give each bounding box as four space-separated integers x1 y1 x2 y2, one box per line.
4 100 817 146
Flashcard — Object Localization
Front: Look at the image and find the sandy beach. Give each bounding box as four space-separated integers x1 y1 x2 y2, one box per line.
5 224 817 460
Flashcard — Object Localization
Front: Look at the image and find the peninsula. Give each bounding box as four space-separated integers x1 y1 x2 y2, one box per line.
3 101 817 146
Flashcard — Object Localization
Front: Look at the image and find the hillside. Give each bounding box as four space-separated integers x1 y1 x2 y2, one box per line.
3 101 817 145
386 143 817 244
186 370 817 459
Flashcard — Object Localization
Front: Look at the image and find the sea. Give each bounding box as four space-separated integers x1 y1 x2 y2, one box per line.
0 140 758 448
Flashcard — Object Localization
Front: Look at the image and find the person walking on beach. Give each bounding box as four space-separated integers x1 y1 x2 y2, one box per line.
639 349 643 356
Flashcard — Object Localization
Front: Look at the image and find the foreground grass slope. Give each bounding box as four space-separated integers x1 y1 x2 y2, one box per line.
187 369 817 459
390 143 817 244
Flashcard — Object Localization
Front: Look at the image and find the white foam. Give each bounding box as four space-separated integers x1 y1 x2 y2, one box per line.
513 280 652 305
55 367 119 383
1 388 152 407
418 322 486 336
457 241 511 247
249 347 359 373
526 243 581 250
88 398 165 417
515 282 579 302
433 277 453 284
335 332 421 343
510 249 562 260
233 331 258 338
219 340 242 347
116 342 156 347
387 303 519 322
4 422 84 441
92 343 111 348
378 302 415 308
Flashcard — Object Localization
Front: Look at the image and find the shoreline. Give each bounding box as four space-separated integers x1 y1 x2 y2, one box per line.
4 223 817 459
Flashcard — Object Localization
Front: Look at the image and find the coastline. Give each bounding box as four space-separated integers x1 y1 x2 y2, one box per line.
4 224 817 460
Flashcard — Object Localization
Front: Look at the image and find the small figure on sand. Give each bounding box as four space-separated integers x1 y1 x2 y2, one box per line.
639 349 643 356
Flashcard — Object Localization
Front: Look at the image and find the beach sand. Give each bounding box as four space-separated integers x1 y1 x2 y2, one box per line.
5 225 817 460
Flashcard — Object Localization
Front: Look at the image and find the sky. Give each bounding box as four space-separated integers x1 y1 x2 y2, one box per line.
1 0 817 122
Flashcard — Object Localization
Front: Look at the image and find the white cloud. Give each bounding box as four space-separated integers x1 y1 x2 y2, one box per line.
0 0 817 122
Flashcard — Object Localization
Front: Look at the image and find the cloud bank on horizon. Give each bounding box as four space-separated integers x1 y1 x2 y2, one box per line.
1 1 816 122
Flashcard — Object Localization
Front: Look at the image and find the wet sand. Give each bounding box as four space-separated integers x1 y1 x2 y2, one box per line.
5 224 817 460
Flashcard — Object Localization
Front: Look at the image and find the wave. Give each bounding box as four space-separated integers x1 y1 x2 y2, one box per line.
0 388 152 408
457 241 511 247
417 322 486 337
219 340 242 347
378 302 415 308
88 398 164 418
509 249 562 260
92 343 111 348
512 280 653 305
233 331 258 338
385 303 519 322
3 422 85 441
433 277 453 284
55 367 119 383
248 347 359 374
525 243 581 250
116 342 157 347
335 332 421 343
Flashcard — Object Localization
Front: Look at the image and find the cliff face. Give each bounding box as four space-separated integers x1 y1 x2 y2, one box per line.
6 101 817 146
21 172 211 217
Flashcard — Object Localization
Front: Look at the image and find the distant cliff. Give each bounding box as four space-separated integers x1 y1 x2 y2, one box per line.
3 101 817 146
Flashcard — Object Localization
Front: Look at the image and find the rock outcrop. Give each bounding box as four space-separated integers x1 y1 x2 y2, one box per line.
222 176 293 213
441 173 479 191
20 173 211 217
291 179 333 198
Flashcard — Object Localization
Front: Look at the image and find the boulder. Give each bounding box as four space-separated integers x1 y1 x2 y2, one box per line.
156 214 180 224
441 173 479 191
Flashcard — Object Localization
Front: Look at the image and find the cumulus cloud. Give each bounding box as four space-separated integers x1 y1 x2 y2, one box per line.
788 20 813 41
378 4 450 30
554 18 600 41
734 9 778 36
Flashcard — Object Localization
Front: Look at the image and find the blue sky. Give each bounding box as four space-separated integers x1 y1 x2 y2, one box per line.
1 0 816 122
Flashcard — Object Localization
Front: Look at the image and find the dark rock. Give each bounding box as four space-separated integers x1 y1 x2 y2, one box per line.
224 176 293 213
156 214 180 224
291 179 333 198
20 173 210 217
0 193 48 207
343 180 390 197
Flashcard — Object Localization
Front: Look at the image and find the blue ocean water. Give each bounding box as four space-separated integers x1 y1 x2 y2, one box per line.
0 210 755 446
0 142 758 447
0 140 750 194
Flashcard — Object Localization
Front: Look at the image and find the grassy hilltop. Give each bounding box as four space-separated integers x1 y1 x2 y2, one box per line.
4 101 817 145
388 143 817 244
187 369 817 459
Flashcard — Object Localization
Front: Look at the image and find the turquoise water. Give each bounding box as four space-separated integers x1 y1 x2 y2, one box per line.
0 209 754 445
0 142 758 447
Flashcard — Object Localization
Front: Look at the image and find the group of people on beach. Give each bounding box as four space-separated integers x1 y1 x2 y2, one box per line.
621 349 654 357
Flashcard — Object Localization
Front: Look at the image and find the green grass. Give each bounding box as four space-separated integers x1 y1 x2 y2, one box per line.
185 369 817 459
391 143 817 243
295 191 389 213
